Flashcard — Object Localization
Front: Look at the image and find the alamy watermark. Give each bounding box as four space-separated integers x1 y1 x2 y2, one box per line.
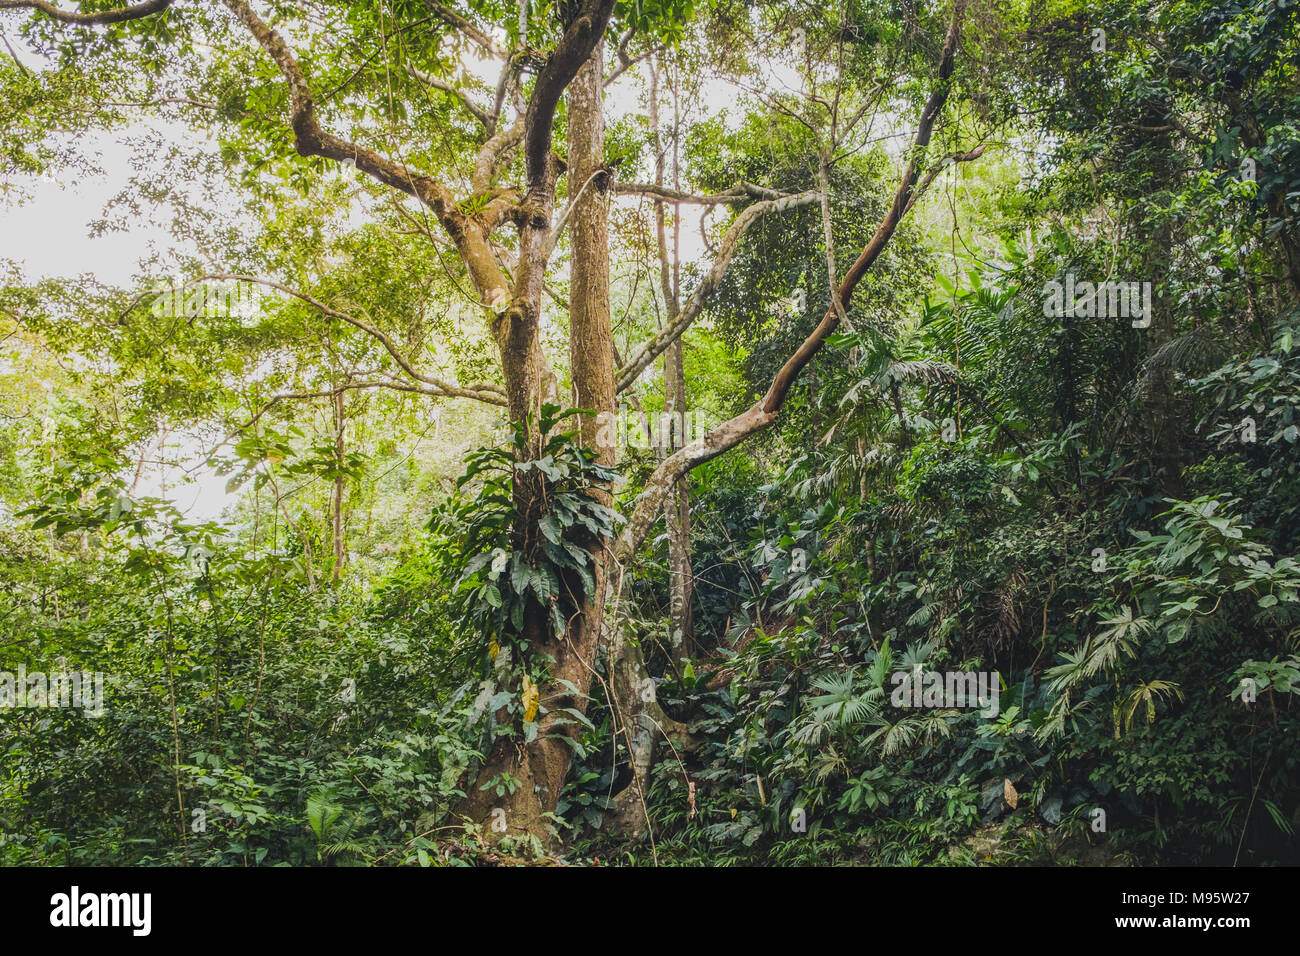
0 664 105 717
594 404 716 456
149 277 262 318
49 886 150 936
1042 274 1152 328
890 666 1000 718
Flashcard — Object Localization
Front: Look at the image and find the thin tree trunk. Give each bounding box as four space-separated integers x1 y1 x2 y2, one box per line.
652 56 695 659
602 54 698 839
664 342 694 657
1139 97 1185 497
331 388 345 581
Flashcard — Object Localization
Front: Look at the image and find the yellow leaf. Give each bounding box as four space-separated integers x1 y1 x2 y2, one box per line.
730 808 737 820
488 640 500 661
521 674 539 723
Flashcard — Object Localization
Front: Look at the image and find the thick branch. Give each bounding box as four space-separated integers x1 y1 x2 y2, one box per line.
612 181 785 205
0 0 171 24
221 0 454 212
500 0 616 418
522 0 616 194
611 404 775 561
221 0 511 305
472 112 524 193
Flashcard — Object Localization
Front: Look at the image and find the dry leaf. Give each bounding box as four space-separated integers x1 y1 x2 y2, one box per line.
521 673 539 723
1003 778 1018 809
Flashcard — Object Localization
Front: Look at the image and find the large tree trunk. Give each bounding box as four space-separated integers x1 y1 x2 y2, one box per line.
458 40 618 843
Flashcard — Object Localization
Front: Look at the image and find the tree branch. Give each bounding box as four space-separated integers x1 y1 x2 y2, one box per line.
238 379 481 434
612 181 787 205
615 189 820 392
429 3 506 57
0 0 171 25
204 274 508 406
547 168 605 256
522 0 616 196
604 40 663 88
407 65 492 130
612 0 969 560
904 145 987 214
761 0 967 415
220 0 512 305
220 0 455 213
472 112 524 193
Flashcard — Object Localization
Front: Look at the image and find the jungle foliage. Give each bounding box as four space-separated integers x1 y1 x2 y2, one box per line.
0 0 1297 866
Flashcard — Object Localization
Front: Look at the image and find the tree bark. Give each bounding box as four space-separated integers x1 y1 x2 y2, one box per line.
663 340 695 657
603 566 695 838
458 35 621 843
331 388 345 581
652 56 695 659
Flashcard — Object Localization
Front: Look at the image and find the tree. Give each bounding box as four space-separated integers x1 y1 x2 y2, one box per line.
1 0 982 844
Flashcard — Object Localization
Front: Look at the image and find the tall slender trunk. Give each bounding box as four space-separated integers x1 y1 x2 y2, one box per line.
603 55 695 838
1139 97 1185 497
652 56 694 659
1233 98 1300 300
331 388 345 581
664 340 695 658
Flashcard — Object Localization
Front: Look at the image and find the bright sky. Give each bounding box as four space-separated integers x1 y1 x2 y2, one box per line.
3 171 152 284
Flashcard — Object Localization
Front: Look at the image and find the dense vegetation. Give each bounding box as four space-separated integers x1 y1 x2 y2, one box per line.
1 0 1297 867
